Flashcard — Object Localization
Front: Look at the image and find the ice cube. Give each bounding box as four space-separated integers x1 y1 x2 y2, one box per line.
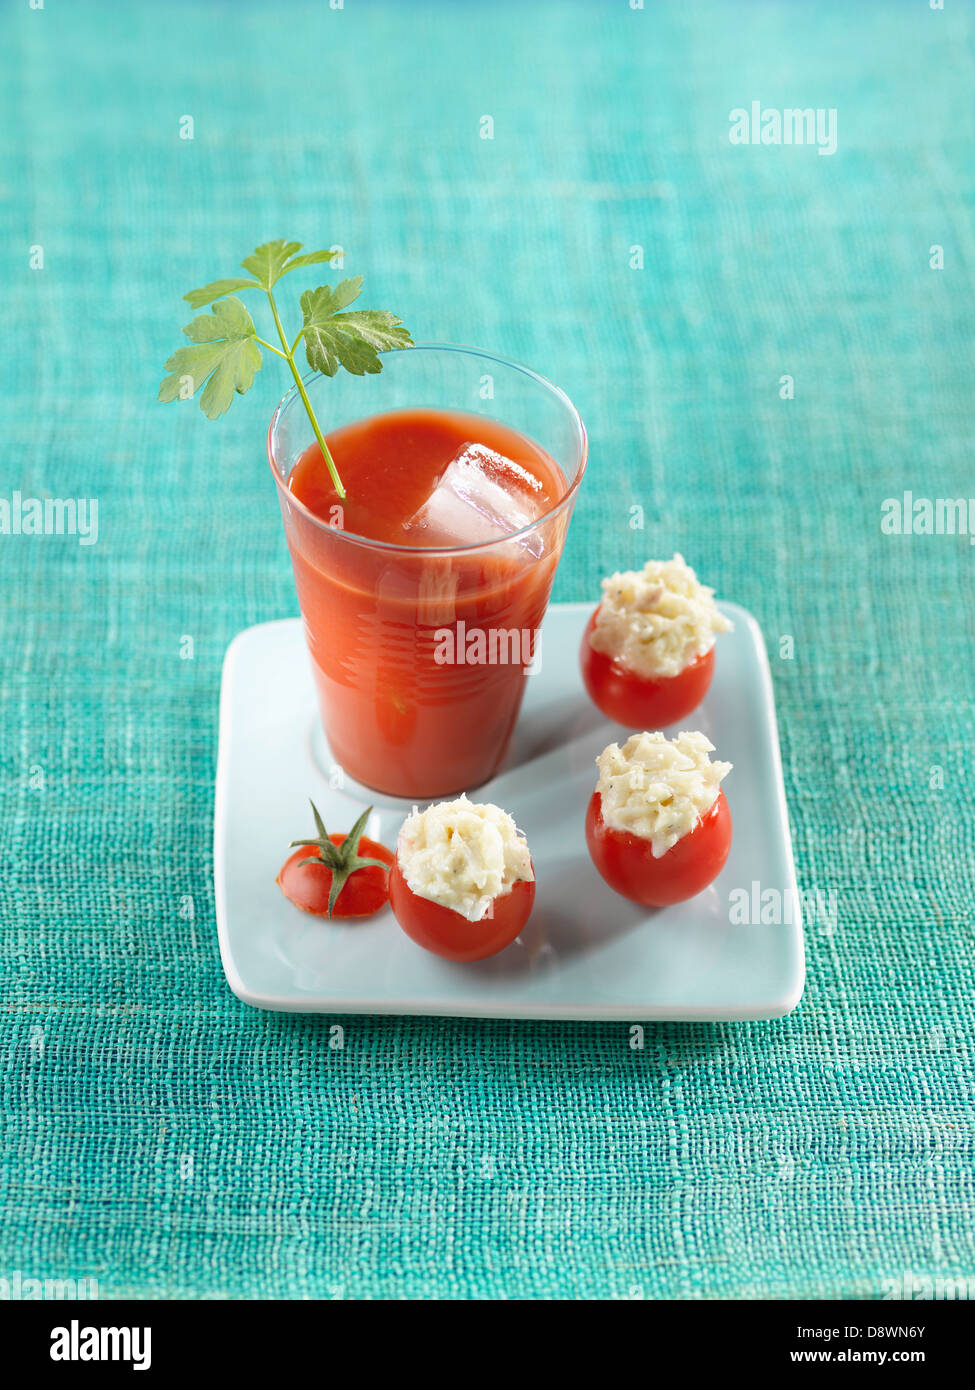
403 443 547 555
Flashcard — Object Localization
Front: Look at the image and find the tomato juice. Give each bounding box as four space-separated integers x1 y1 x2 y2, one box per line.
281 407 573 798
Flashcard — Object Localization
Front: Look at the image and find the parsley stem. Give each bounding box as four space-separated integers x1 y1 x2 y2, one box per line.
266 288 346 500
255 336 288 360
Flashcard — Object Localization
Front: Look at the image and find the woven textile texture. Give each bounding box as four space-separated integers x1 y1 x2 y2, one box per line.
1 0 973 1300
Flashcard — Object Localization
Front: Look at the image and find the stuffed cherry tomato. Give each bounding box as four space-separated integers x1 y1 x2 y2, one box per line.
390 795 535 961
582 610 716 728
586 731 732 907
581 555 732 728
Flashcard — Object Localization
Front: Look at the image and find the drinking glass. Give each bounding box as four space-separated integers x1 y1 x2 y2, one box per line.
267 344 587 798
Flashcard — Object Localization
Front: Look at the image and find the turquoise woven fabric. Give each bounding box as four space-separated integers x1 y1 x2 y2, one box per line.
1 0 973 1300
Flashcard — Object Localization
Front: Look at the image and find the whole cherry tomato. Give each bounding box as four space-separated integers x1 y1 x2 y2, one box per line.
277 803 393 918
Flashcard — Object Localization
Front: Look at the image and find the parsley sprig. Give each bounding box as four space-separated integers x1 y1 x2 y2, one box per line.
291 801 390 918
159 239 413 498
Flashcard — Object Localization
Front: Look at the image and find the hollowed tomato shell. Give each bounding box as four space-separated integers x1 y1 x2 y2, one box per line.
585 789 732 907
580 608 715 728
389 859 535 961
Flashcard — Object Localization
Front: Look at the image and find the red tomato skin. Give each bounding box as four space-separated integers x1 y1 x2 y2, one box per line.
580 609 715 728
276 834 394 918
585 789 732 907
389 860 535 961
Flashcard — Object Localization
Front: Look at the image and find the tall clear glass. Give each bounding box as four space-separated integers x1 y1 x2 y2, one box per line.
268 344 587 799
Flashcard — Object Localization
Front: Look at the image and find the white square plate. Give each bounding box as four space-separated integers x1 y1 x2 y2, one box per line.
214 602 804 1020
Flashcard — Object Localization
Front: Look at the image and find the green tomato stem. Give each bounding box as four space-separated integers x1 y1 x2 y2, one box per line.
266 289 346 500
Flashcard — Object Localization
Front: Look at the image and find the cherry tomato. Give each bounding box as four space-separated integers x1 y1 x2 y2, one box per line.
580 608 715 728
277 833 394 918
389 860 535 961
585 789 732 907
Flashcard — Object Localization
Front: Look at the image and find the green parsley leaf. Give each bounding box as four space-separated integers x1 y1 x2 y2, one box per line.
158 296 262 419
239 239 340 291
184 277 262 310
240 239 303 289
278 249 342 275
300 279 414 377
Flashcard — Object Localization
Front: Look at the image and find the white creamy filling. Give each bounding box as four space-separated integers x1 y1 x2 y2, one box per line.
596 730 732 858
397 795 533 922
590 553 733 679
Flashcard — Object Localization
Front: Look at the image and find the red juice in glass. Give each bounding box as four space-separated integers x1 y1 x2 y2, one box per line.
268 347 586 799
